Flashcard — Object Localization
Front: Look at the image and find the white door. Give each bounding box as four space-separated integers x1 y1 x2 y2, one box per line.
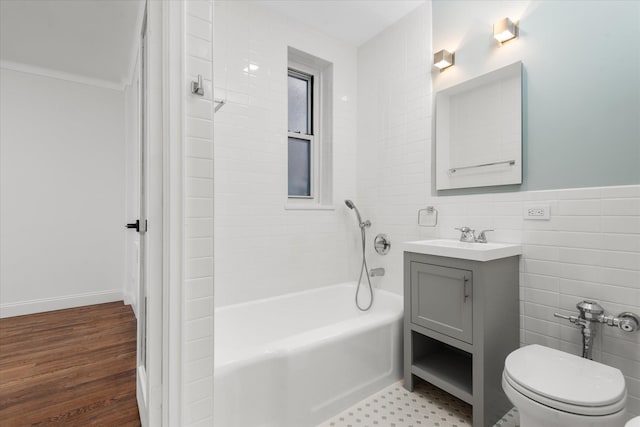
131 10 154 426
135 3 164 424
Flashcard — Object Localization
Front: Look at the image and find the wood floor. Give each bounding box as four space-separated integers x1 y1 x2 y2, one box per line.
0 302 141 426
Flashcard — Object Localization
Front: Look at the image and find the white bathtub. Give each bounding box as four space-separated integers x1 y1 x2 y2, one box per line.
214 283 403 427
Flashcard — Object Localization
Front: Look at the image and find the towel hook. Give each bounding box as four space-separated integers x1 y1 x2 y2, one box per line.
191 74 204 96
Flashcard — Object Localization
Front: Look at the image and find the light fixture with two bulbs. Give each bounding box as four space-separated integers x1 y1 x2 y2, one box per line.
433 17 519 72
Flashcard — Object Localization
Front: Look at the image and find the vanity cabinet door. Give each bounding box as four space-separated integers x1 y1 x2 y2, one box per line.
410 262 473 344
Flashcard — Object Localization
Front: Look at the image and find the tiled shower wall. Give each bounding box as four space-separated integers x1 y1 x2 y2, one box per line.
357 2 436 298
212 1 359 307
183 1 215 425
357 2 639 417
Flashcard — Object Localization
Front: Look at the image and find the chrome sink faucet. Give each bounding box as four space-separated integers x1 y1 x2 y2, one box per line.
455 227 494 243
455 227 476 242
475 229 494 243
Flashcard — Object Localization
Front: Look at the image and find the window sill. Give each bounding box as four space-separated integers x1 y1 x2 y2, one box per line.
284 204 335 211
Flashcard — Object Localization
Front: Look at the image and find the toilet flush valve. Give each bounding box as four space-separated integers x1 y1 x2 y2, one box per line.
554 300 640 360
555 301 640 333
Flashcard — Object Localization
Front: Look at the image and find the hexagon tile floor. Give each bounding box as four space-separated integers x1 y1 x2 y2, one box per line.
317 381 520 427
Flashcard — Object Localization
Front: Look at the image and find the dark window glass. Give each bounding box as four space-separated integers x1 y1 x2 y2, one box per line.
288 137 310 196
288 72 311 134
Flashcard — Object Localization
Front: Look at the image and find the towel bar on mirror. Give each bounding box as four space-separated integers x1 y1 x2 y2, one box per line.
448 159 515 174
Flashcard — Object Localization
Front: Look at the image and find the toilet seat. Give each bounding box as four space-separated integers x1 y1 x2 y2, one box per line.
504 345 627 416
503 370 627 416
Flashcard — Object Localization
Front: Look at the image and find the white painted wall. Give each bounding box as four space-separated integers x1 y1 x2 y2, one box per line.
357 1 639 417
0 68 126 317
213 1 359 307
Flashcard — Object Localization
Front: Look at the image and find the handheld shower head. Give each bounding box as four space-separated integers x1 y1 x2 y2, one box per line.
344 200 375 311
344 199 370 229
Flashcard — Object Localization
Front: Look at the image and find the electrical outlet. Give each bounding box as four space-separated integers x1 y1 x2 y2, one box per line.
524 204 550 220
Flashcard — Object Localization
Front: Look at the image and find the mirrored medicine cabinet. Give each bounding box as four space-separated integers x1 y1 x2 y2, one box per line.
435 61 523 191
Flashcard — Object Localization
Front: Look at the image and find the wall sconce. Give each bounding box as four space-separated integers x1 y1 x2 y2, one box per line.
493 18 518 45
433 49 454 72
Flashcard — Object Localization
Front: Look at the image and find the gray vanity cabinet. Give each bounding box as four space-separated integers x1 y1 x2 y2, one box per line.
404 251 520 427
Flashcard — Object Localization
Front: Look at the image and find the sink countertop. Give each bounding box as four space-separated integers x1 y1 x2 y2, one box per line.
402 239 522 262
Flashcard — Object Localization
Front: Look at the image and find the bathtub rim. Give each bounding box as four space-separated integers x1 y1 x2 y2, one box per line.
215 281 402 314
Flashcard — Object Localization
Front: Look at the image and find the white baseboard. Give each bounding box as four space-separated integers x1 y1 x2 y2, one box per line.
0 289 123 318
123 290 138 319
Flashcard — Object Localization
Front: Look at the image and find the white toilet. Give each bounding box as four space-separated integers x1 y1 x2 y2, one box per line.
502 344 628 427
627 416 640 427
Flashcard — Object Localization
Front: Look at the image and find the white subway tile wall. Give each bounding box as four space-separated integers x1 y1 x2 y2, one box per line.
358 2 639 418
213 1 359 307
184 1 214 425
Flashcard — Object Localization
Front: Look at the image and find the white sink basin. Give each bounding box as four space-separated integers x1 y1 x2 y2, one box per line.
403 239 522 262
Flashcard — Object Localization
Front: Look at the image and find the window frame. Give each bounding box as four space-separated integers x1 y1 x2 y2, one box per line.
285 47 333 211
287 66 316 200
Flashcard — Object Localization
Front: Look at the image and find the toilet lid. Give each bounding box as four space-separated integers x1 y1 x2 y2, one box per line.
504 345 626 408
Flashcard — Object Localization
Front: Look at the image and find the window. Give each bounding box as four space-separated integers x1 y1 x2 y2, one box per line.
287 47 333 208
288 69 313 197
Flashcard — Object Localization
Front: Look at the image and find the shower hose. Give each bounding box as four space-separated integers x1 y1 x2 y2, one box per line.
355 224 374 311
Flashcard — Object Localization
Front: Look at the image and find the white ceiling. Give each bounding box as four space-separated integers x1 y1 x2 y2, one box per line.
260 0 426 46
0 0 144 87
0 0 422 86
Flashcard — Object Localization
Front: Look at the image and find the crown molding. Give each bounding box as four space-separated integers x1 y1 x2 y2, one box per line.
0 59 124 91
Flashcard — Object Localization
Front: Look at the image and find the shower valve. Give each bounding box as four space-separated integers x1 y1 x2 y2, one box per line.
374 234 391 255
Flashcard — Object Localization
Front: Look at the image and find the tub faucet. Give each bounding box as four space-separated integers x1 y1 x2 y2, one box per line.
369 268 385 277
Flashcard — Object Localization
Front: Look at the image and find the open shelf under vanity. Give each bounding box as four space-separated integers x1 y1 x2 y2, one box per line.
411 333 473 404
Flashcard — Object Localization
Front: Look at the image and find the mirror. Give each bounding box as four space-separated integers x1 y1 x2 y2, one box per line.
435 61 522 190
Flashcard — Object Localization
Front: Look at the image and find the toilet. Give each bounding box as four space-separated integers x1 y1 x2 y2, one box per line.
627 417 640 427
502 344 628 427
